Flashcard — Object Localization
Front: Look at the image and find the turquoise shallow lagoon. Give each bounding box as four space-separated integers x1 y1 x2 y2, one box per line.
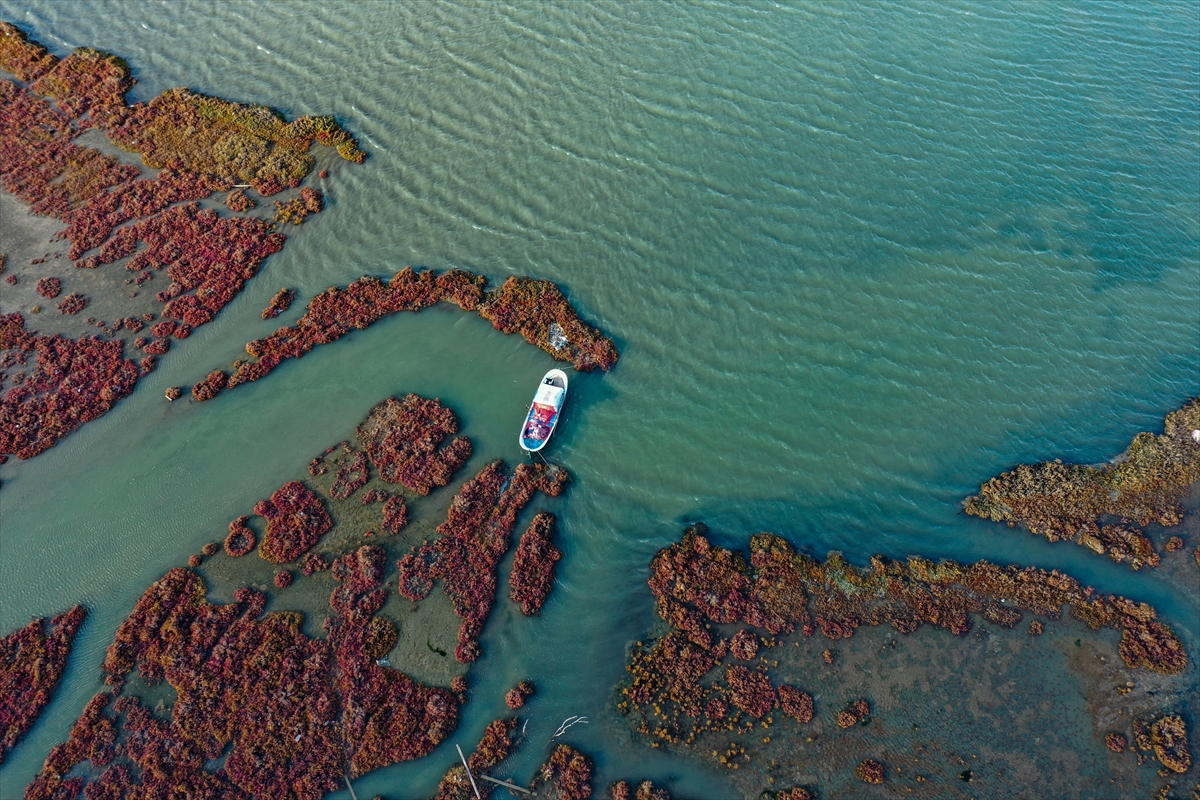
1 1 1197 796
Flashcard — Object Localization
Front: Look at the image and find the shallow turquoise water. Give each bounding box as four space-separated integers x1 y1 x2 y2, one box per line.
1 1 1197 796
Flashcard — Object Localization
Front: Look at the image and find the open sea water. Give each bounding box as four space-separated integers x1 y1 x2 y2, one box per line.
1 1 1197 796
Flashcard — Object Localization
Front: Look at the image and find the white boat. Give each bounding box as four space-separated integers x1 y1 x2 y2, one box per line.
519 369 568 452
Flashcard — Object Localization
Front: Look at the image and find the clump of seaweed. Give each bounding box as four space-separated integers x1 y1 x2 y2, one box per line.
609 781 678 800
55 292 87 314
0 605 86 764
0 22 58 81
836 699 870 728
381 495 408 535
325 442 369 501
273 187 323 225
509 511 562 615
776 685 813 724
224 188 255 212
191 369 228 402
854 759 884 784
397 461 568 662
964 399 1200 568
1149 715 1190 774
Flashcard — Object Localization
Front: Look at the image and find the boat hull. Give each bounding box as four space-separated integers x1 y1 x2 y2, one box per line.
520 369 568 452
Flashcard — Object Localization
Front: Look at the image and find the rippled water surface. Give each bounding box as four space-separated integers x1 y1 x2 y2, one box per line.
1 1 1197 796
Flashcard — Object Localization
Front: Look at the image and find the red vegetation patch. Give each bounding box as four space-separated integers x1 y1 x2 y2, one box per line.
1150 715 1190 773
330 445 369 501
381 495 408 535
356 395 472 495
226 268 484 387
150 320 176 338
361 488 389 504
327 546 459 776
0 25 364 462
191 370 227 402
0 605 86 764
28 545 453 798
479 276 618 371
836 699 870 728
397 460 568 662
255 481 333 563
34 276 60 298
274 188 323 225
619 524 1189 749
1 313 139 460
774 790 814 800
224 515 255 557
1105 732 1127 753
274 570 293 589
301 552 330 576
509 511 562 615
142 337 170 356
262 287 295 319
610 781 677 800
224 189 255 212
0 22 58 82
855 759 884 784
964 399 1199 569
56 292 87 314
201 542 218 557
217 269 616 392
533 744 594 800
433 717 518 800
505 680 535 710
725 665 776 719
729 629 759 661
777 685 813 724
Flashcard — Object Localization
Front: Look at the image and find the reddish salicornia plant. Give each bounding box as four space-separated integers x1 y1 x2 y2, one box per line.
397 460 568 662
0 605 86 764
509 511 562 615
355 395 472 495
224 515 255 556
255 481 332 563
34 276 61 298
